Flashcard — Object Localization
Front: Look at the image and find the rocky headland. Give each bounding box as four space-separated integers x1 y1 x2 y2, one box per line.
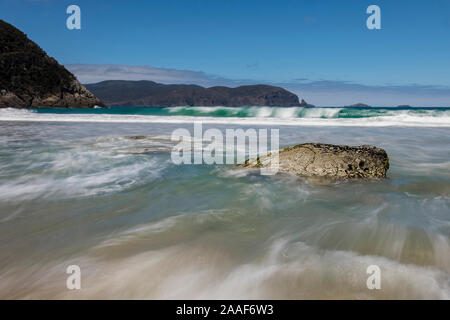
0 20 103 108
85 80 308 107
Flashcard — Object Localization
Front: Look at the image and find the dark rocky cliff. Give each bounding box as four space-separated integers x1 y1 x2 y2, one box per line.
86 80 305 107
0 20 103 108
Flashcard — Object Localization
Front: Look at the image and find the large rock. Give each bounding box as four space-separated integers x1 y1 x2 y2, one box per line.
0 20 103 108
243 143 389 180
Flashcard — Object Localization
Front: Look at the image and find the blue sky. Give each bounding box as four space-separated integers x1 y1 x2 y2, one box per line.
1 0 450 106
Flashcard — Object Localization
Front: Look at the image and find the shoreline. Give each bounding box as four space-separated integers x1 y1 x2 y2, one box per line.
1 115 449 127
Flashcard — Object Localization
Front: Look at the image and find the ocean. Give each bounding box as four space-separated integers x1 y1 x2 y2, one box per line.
0 106 449 299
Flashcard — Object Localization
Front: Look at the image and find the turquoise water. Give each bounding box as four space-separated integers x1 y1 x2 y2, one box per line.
31 105 450 119
0 108 449 299
1 106 449 127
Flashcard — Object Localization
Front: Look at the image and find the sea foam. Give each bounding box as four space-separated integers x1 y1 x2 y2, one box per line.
1 107 449 127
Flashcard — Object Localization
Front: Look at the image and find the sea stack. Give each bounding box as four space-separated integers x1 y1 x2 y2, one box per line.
0 20 103 108
299 99 315 108
243 143 389 180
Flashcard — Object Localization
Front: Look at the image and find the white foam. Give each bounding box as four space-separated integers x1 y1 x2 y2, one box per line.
273 107 301 118
169 106 242 114
248 106 273 117
0 107 449 127
0 135 169 201
302 107 342 118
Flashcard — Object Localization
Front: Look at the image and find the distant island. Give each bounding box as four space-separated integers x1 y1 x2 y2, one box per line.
86 80 311 107
0 20 103 108
345 103 371 108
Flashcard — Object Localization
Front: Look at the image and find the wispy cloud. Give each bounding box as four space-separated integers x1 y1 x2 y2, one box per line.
65 64 231 86
66 64 450 107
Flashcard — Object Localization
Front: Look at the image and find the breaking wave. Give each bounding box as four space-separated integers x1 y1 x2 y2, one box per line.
0 106 449 127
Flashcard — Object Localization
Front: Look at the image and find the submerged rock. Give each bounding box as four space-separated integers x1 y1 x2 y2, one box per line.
243 143 389 180
126 135 147 140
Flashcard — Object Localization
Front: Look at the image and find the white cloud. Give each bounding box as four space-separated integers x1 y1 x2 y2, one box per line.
65 64 231 86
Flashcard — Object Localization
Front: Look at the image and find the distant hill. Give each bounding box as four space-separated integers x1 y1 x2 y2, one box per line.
0 20 103 108
85 80 306 107
345 103 371 108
